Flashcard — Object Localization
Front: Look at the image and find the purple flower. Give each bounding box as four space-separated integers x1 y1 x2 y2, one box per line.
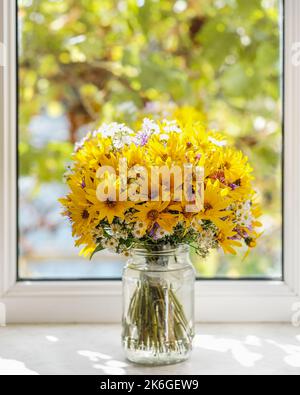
134 131 150 147
229 235 241 241
149 222 159 239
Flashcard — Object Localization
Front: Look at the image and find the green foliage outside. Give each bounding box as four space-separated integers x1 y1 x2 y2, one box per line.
19 0 282 278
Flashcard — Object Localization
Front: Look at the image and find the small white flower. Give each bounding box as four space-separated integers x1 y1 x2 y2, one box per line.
197 226 217 250
208 136 227 147
135 222 146 230
119 246 133 258
113 134 133 149
91 227 104 242
133 224 146 239
162 120 182 134
103 238 119 251
94 123 133 141
74 133 92 152
234 201 253 228
141 118 160 135
124 213 134 224
156 228 170 239
119 231 129 239
110 224 122 234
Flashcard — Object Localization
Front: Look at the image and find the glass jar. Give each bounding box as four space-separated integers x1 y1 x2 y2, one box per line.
122 245 195 365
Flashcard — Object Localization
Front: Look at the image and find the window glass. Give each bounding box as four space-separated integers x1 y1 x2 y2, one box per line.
18 0 282 279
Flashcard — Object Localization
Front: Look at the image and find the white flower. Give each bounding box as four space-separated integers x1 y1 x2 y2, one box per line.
141 118 160 135
133 222 147 239
155 228 170 239
113 134 133 149
208 136 227 147
74 132 92 152
135 222 146 230
94 123 134 149
133 229 144 239
110 224 122 234
162 120 182 134
103 238 119 251
197 227 217 249
91 227 104 241
134 118 160 146
119 245 132 258
119 231 129 239
235 201 253 228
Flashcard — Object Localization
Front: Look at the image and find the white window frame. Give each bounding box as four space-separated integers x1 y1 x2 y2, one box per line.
0 0 299 323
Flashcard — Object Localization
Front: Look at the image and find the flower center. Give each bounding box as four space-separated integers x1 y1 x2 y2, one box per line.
204 203 213 212
81 210 89 219
147 210 160 221
106 200 117 208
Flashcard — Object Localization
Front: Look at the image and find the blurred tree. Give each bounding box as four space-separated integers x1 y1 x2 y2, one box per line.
18 0 282 277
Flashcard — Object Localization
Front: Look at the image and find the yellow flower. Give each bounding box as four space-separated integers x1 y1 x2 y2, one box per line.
122 144 146 168
217 148 253 183
197 180 232 228
73 134 112 171
147 133 186 166
85 175 134 224
134 201 179 233
227 176 254 201
217 221 242 255
76 233 96 258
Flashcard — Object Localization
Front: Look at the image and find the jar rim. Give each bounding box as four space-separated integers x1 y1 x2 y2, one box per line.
133 244 189 257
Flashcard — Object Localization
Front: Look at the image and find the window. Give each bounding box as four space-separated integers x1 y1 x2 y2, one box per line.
17 0 282 280
0 0 299 323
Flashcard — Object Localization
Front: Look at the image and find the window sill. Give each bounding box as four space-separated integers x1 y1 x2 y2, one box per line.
1 280 299 323
0 323 299 375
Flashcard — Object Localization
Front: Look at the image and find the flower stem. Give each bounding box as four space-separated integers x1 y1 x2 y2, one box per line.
123 274 193 355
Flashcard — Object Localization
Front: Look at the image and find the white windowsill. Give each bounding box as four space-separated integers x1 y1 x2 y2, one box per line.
0 324 299 375
1 0 300 323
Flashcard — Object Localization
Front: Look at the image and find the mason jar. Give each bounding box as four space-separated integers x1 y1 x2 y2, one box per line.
122 245 195 365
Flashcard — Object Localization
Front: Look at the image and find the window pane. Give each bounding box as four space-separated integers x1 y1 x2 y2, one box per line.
18 0 283 280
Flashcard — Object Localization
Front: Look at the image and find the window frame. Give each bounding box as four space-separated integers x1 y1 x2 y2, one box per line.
0 0 299 323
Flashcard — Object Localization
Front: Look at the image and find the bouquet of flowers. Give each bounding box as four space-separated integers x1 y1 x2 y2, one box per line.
60 113 262 260
59 109 262 361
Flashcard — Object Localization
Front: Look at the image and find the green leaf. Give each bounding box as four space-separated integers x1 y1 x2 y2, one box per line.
90 244 105 261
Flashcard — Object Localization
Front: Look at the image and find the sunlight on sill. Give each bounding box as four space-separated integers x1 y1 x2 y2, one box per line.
77 350 129 374
193 335 263 368
0 357 39 376
266 339 300 368
45 335 59 343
